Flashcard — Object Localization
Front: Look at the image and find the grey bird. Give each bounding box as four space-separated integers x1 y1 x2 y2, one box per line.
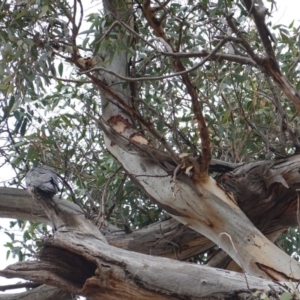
26 165 60 213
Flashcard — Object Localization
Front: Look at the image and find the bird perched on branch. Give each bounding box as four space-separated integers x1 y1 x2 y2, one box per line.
26 164 60 214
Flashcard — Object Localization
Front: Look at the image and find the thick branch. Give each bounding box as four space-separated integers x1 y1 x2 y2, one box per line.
140 0 213 176
1 183 287 298
243 0 275 58
0 188 49 224
0 230 286 300
219 155 300 233
104 137 300 279
0 282 40 292
1 151 300 266
161 50 257 66
0 285 71 300
0 188 214 260
241 0 300 113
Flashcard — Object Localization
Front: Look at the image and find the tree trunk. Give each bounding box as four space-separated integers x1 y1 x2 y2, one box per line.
1 150 300 298
2 0 300 298
91 0 300 281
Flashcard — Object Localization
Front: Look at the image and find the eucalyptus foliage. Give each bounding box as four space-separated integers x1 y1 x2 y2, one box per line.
1 0 300 262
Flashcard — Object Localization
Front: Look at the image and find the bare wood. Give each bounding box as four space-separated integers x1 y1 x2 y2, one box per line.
220 156 300 233
0 188 49 224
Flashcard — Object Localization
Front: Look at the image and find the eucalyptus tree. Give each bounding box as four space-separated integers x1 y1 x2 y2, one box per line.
1 0 300 299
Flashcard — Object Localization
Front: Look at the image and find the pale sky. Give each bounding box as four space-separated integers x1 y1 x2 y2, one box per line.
0 0 299 295
271 0 300 25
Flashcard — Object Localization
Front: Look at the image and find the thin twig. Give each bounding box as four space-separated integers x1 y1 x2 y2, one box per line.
80 38 231 82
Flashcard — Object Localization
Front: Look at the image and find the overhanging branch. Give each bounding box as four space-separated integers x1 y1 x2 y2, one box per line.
238 0 300 113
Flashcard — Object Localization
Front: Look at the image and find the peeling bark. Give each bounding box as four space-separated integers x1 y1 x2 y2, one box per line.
219 156 300 233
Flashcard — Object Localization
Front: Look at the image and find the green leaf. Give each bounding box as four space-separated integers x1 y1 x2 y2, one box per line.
40 5 49 15
221 110 231 123
12 141 27 147
5 232 14 242
27 147 37 159
156 120 164 131
82 37 90 49
23 231 31 242
232 74 247 83
15 8 28 19
58 62 63 77
279 29 289 42
20 118 28 136
280 292 292 300
41 138 56 145
6 250 10 260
